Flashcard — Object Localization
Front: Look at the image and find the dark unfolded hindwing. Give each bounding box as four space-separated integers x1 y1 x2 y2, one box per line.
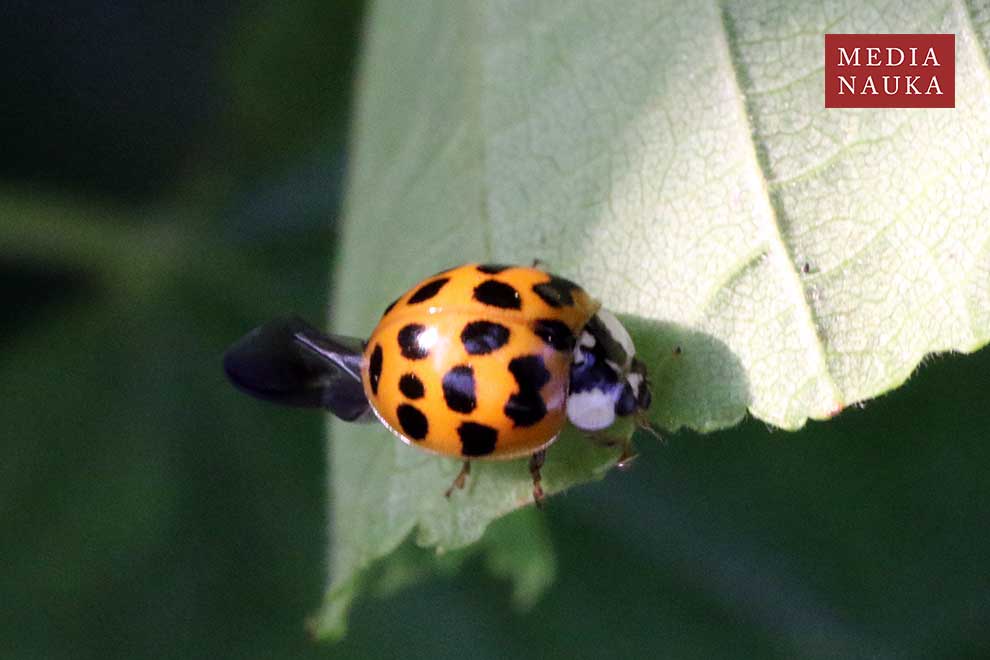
222 316 370 422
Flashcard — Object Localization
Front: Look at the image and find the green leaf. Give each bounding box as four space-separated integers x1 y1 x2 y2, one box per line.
0 191 340 659
314 0 990 636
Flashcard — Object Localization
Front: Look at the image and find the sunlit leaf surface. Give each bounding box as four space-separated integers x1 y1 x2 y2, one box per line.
303 0 989 638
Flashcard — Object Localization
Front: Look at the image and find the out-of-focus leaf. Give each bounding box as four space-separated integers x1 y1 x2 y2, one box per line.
0 194 336 660
221 0 364 175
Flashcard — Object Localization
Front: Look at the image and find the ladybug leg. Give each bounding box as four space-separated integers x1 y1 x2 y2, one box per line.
616 441 638 469
586 431 639 470
444 460 471 498
529 449 547 507
634 411 664 444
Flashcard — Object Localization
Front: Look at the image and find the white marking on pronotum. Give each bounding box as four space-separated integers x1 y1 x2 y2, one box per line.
627 372 644 397
567 388 617 431
595 309 635 368
573 330 594 365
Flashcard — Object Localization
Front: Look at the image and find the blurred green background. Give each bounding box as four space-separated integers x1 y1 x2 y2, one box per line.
2 2 989 658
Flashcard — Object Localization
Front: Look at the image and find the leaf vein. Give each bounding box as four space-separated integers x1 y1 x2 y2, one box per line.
714 0 842 408
958 0 990 97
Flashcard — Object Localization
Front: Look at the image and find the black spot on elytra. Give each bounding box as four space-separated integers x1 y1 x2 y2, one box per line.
368 344 383 395
532 274 581 308
458 421 497 456
461 321 510 355
473 279 521 309
508 354 551 389
476 263 511 274
407 277 449 304
533 319 575 351
504 354 550 427
399 373 424 399
397 324 430 360
397 403 428 440
442 365 476 413
382 297 400 317
505 392 547 427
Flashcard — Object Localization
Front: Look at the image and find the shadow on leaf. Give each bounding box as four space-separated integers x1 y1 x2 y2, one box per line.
620 314 750 433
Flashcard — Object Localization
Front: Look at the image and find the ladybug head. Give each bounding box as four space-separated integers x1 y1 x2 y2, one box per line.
566 310 651 432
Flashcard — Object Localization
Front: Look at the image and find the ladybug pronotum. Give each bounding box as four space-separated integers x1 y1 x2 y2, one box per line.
224 263 652 504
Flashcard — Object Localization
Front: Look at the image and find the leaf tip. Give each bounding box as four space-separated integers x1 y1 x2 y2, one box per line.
308 577 362 642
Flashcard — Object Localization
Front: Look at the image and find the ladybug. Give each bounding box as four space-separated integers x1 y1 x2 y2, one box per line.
224 263 652 505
